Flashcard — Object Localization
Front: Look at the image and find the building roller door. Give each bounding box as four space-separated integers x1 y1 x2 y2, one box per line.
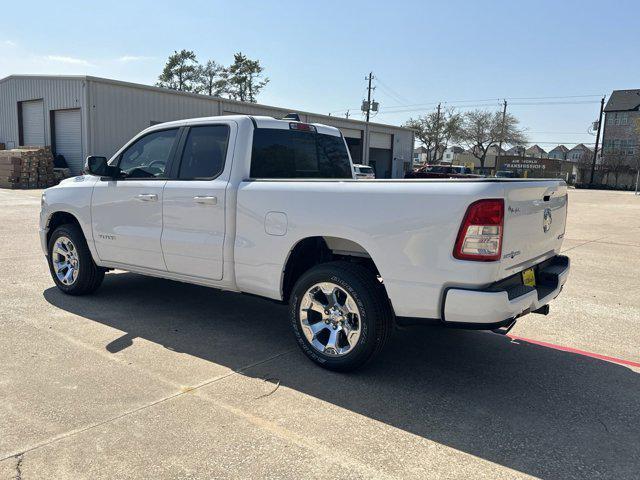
21 100 45 146
368 132 392 178
54 109 83 173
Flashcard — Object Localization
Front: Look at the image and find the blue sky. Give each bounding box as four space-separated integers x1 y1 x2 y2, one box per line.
2 0 638 148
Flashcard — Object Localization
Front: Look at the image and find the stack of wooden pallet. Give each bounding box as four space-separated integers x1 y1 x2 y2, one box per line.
0 146 57 189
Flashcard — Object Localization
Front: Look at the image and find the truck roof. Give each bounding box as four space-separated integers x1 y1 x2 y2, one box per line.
142 114 343 137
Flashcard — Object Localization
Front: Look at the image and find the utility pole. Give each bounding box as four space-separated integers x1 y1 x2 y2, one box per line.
434 103 442 163
496 99 508 171
590 96 605 184
365 72 374 123
345 110 350 119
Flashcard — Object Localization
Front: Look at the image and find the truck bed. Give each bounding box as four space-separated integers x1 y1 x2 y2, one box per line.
234 178 568 320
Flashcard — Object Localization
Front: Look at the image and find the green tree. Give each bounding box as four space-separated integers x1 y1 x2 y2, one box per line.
225 52 269 102
404 107 463 163
459 109 527 169
196 60 226 96
157 50 199 92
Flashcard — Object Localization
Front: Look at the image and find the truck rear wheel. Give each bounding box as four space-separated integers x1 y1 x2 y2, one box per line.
290 261 392 372
47 224 105 295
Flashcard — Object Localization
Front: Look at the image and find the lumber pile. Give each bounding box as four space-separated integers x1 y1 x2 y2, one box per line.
0 146 59 189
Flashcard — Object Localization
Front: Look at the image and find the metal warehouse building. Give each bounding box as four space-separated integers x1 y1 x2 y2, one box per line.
0 75 413 177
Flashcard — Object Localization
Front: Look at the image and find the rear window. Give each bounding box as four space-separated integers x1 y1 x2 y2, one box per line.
250 128 352 179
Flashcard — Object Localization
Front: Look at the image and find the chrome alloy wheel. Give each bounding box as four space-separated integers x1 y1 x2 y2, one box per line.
52 236 80 286
299 282 362 356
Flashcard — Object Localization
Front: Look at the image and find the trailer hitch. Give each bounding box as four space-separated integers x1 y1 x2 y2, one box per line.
492 318 518 335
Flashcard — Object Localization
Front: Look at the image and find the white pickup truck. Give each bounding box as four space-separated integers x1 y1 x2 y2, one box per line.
40 115 570 371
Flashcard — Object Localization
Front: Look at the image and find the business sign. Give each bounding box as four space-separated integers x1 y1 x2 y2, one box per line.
497 156 561 177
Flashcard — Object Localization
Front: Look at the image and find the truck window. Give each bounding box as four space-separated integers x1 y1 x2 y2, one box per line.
250 129 352 179
178 125 229 179
118 128 178 178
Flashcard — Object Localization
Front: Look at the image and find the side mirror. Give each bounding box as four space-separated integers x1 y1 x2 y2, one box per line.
85 156 119 178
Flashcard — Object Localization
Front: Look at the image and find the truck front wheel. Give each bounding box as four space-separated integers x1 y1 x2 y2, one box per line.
47 224 105 295
290 261 392 372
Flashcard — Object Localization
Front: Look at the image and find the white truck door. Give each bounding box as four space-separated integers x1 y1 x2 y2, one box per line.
161 123 235 281
91 128 181 271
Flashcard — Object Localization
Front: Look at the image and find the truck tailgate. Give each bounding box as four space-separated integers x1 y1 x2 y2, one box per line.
500 180 567 276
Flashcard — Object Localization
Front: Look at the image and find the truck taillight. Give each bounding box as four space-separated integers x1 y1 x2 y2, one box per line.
453 199 504 261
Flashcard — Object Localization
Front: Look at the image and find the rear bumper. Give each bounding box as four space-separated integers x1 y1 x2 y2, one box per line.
442 255 570 327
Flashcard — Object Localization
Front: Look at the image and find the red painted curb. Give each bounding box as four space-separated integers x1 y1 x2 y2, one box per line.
508 335 640 369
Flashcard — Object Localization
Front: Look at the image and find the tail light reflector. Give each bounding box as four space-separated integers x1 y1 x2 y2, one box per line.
454 199 504 261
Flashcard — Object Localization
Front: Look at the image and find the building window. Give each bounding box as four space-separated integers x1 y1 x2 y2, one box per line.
608 112 629 126
604 139 635 155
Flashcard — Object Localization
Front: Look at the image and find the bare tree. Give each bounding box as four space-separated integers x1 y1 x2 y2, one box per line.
459 110 527 169
633 151 640 193
602 150 630 187
404 108 463 163
576 149 594 184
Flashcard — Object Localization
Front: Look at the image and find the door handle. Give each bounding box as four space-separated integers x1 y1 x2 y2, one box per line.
193 195 218 205
135 193 158 202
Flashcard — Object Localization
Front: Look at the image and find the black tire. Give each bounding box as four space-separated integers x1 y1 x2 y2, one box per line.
47 223 104 296
290 261 393 372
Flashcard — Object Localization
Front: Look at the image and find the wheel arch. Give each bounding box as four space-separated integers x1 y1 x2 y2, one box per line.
45 210 98 264
280 235 390 307
46 211 84 244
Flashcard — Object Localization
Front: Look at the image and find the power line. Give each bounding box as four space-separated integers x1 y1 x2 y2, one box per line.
396 95 603 108
374 76 411 105
374 100 601 115
329 93 604 115
502 94 603 101
525 131 596 135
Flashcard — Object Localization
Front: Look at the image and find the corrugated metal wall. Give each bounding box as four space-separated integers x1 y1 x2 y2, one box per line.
88 80 222 158
0 76 414 177
88 78 413 171
0 77 86 150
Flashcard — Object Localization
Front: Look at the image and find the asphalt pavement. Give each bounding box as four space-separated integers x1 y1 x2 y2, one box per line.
0 187 638 479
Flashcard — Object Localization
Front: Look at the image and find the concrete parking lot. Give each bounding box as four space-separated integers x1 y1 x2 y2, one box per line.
0 187 638 479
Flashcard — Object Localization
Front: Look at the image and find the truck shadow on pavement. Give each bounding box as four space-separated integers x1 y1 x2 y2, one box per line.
43 271 639 479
